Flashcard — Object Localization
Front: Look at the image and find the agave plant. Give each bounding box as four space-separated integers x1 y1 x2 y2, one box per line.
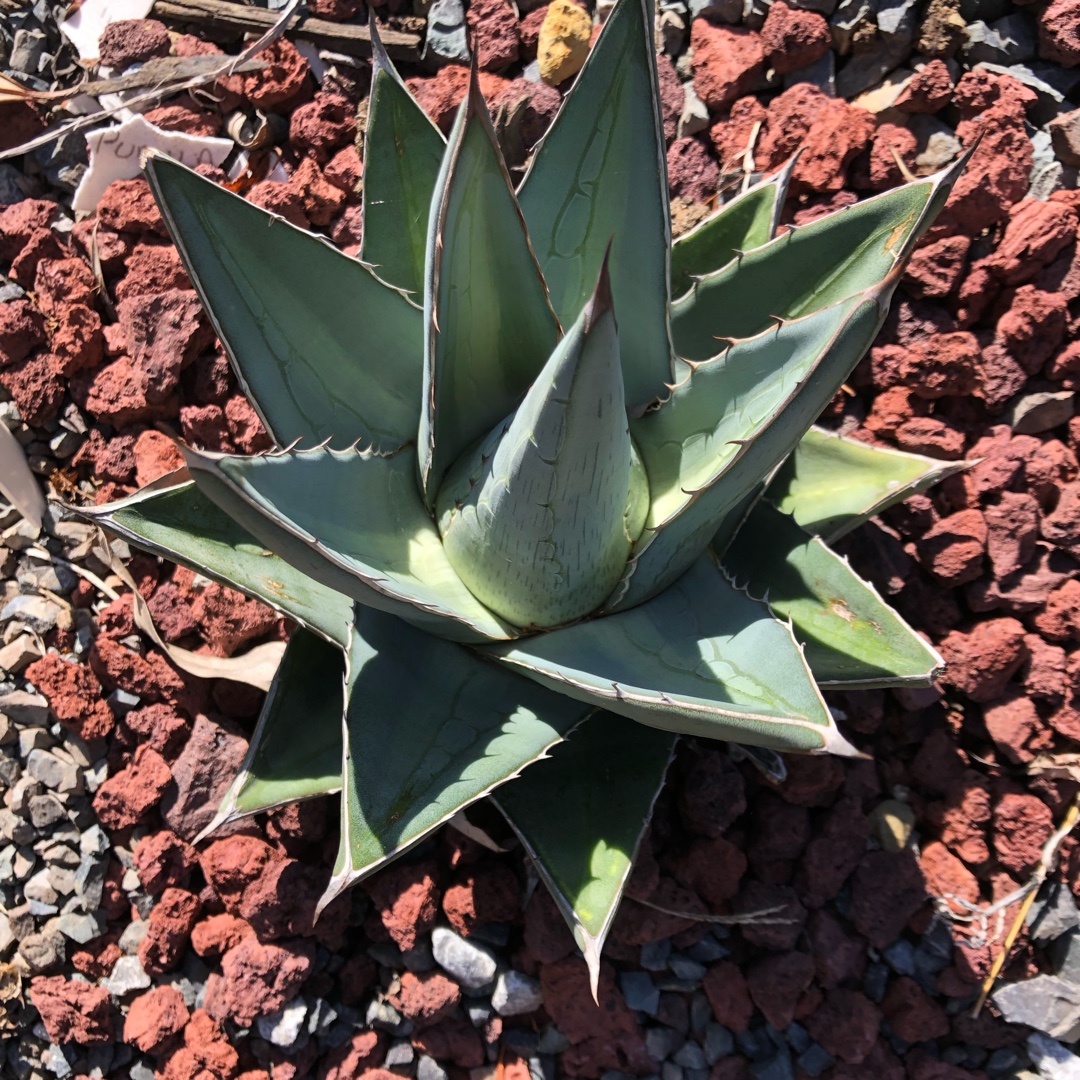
82 0 965 987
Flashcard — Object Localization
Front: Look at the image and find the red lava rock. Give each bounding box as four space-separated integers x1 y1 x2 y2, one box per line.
691 21 765 112
992 792 1054 876
747 791 810 869
190 582 278 657
319 1031 384 1080
540 957 652 1074
935 770 993 865
411 1017 485 1068
47 302 104 378
0 101 44 154
199 832 347 944
25 654 114 741
873 332 981 399
1043 482 1080 558
289 92 356 163
882 976 949 1043
242 38 311 108
945 73 1034 235
0 351 62 426
98 18 171 67
1037 578 1080 643
90 636 187 704
159 1008 239 1080
0 199 58 264
124 701 191 758
114 243 190 303
984 492 1040 580
918 842 976 918
1039 0 1080 66
388 971 461 1029
804 988 882 1065
797 795 872 908
851 850 927 949
8 225 66 287
895 416 967 459
613 877 708 945
916 508 987 586
29 976 114 1044
364 860 440 952
146 582 201 645
406 67 513 132
124 985 189 1053
523 885 577 964
34 256 95 312
894 59 954 112
143 101 223 137
179 403 232 453
133 429 185 488
996 285 1069 375
746 951 814 1030
773 753 845 807
1024 634 1068 702
734 881 806 950
0 299 46 367
442 864 520 936
191 912 253 959
760 1 829 74
667 137 720 203
337 952 378 1005
655 51 685 144
118 288 213 402
807 908 867 988
903 234 971 299
205 936 316 1026
72 356 174 427
161 714 248 842
986 198 1079 285
756 84 874 192
224 394 272 453
324 145 363 198
97 178 167 236
678 750 747 836
139 887 202 974
938 617 1028 702
669 835 747 907
134 830 198 895
93 744 173 829
467 0 521 70
983 691 1051 765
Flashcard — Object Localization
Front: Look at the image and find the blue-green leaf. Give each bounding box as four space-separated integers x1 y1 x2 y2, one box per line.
495 714 675 996
620 292 885 610
360 20 446 295
669 156 796 298
143 152 423 451
199 629 344 838
181 444 514 643
670 161 964 362
723 501 944 687
436 265 639 628
767 427 968 543
517 0 673 410
321 605 591 901
485 554 856 753
418 77 560 509
81 479 353 648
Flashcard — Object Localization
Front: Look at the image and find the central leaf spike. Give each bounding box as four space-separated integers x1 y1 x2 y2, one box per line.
436 259 646 629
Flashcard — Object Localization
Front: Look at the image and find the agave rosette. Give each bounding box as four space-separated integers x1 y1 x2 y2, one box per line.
83 0 964 984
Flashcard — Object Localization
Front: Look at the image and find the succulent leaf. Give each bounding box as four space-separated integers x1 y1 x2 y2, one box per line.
669 156 796 298
143 153 423 451
495 713 675 997
82 480 354 647
360 20 446 295
181 445 515 643
436 265 642 628
199 630 344 839
768 427 968 543
620 292 885 609
485 554 855 753
322 605 591 902
517 0 673 409
722 501 944 687
670 160 965 362
419 77 561 509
